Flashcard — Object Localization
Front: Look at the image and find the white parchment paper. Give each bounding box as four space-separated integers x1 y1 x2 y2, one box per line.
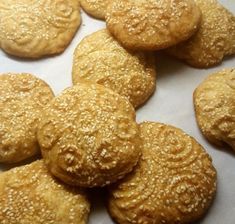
0 1 235 223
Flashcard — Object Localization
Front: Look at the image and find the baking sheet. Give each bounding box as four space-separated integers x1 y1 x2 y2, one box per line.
0 0 235 223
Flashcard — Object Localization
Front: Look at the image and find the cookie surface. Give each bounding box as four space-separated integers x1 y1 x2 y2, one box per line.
37 82 141 187
106 0 201 50
0 73 54 163
0 160 90 224
194 69 235 150
167 0 235 68
0 0 81 58
72 29 156 108
80 0 110 20
108 122 217 224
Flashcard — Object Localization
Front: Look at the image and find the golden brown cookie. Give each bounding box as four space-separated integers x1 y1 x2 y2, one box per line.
0 160 90 224
72 29 156 108
80 0 110 20
106 0 201 51
37 82 141 187
194 69 235 151
167 0 235 68
0 73 54 163
0 0 81 58
108 122 217 224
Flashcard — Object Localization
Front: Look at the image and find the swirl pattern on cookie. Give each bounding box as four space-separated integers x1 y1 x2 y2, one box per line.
108 122 217 224
37 82 141 187
167 0 235 68
106 0 201 50
194 69 235 150
0 160 90 224
72 29 156 108
0 73 54 163
0 0 81 58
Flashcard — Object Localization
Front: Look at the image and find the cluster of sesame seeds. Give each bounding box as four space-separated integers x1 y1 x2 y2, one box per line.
106 0 201 50
108 122 217 223
0 0 81 57
167 0 235 68
72 29 156 108
194 69 235 150
0 73 54 163
38 82 141 187
0 161 90 223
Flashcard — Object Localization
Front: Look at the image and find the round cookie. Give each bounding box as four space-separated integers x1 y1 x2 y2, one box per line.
0 160 90 224
80 0 110 20
0 0 81 58
167 0 235 68
72 29 156 108
194 69 235 151
37 82 141 187
106 0 201 50
108 122 217 224
0 73 54 163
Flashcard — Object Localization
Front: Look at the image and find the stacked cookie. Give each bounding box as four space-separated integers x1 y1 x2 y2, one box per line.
0 161 90 224
72 29 156 108
0 72 218 224
0 0 235 223
81 0 235 67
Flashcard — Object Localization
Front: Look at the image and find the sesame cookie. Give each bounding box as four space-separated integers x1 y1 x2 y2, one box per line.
106 0 201 51
80 0 110 20
0 73 54 163
72 29 156 108
0 0 81 58
167 0 235 68
37 82 141 187
0 160 90 224
108 122 217 224
194 69 235 151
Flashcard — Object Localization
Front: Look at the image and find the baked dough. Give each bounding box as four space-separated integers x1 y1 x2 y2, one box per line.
194 69 235 150
0 0 81 58
37 82 141 187
167 0 235 68
0 160 90 224
106 0 201 50
108 122 217 224
72 29 156 108
0 73 54 163
80 0 110 20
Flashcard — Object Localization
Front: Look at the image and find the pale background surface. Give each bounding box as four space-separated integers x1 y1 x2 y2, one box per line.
0 1 234 223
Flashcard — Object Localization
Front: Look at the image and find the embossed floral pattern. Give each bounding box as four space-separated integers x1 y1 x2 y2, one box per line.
0 73 54 163
0 0 81 58
72 29 156 108
108 122 217 224
194 69 235 150
38 83 141 187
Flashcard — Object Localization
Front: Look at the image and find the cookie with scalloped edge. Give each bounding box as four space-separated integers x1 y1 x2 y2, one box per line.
37 82 141 187
0 160 90 224
167 0 235 68
0 73 54 163
0 0 81 58
80 0 110 20
72 29 156 108
194 69 235 150
108 122 217 224
106 0 201 50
